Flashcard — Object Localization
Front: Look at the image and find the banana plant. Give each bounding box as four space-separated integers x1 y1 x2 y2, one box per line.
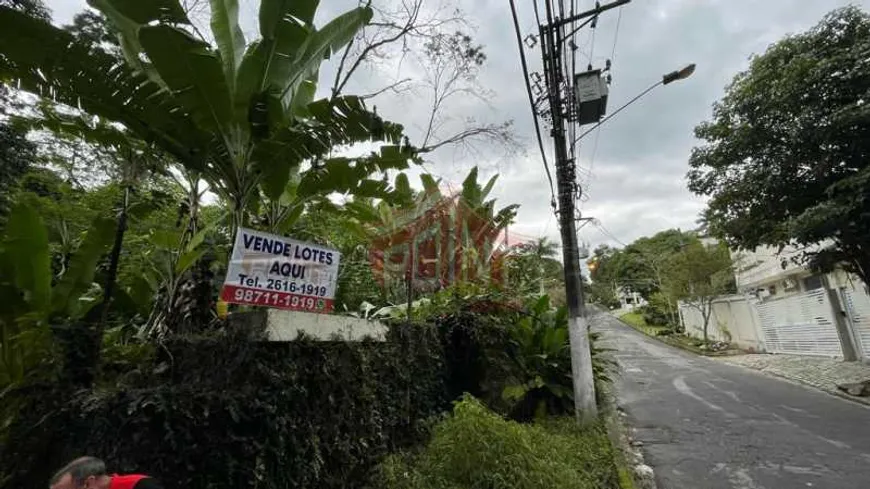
502 295 574 421
0 0 417 234
136 218 222 339
0 202 115 387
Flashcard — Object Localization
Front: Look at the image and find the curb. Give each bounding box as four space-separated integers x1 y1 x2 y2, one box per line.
600 381 658 489
603 403 657 489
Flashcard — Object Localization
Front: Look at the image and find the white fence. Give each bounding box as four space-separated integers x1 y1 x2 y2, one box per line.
755 289 842 357
680 289 850 357
843 286 870 359
679 295 764 352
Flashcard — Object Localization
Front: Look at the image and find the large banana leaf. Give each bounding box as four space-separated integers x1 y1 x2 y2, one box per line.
278 7 373 110
236 3 371 125
252 96 407 199
259 0 320 35
0 8 210 168
296 147 414 201
50 216 116 318
210 0 246 92
138 25 234 137
235 15 309 125
86 0 173 90
4 203 51 312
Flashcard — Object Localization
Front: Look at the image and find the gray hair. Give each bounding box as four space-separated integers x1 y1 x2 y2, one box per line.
50 457 107 486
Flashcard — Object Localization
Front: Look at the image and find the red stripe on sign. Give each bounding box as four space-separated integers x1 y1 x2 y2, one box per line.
220 285 334 313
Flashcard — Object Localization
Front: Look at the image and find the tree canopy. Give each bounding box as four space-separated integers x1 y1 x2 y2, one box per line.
587 229 693 302
662 241 734 342
688 6 870 284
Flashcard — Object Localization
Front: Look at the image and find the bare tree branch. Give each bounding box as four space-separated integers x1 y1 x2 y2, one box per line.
360 78 415 100
330 0 466 98
418 123 516 154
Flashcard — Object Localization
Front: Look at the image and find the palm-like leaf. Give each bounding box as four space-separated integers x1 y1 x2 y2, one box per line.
4 203 51 311
138 25 234 139
0 0 413 233
0 8 209 165
209 0 246 92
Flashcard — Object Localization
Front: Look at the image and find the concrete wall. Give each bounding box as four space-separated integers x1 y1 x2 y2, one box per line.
680 294 764 352
264 309 388 341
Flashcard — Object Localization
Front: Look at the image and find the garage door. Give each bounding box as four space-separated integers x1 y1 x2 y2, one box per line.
842 287 870 360
754 289 843 357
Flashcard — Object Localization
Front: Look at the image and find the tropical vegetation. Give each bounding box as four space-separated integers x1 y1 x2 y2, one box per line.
0 2 621 488
688 6 870 286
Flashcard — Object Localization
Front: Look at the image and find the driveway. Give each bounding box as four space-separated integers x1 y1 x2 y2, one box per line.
591 309 870 489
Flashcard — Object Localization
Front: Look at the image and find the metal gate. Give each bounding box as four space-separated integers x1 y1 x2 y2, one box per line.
842 286 870 360
754 289 843 357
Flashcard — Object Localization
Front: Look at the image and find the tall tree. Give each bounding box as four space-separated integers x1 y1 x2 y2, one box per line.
688 7 870 284
663 241 734 343
508 237 562 296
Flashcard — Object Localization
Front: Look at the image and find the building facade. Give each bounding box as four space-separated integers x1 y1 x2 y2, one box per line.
681 244 870 362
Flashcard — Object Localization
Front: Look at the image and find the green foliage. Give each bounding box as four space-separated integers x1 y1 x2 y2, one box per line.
643 292 675 327
663 241 734 302
0 0 416 233
507 237 563 297
409 289 611 422
661 241 733 342
502 295 574 421
374 395 619 489
618 312 646 330
0 323 449 489
587 230 694 304
0 201 114 412
0 123 36 227
688 6 870 284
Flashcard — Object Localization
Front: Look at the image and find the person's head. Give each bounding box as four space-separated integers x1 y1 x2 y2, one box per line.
49 457 111 489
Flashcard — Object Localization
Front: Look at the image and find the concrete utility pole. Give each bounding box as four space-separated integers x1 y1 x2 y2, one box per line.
536 0 630 423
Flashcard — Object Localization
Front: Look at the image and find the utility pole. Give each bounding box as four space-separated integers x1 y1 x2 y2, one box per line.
537 0 629 422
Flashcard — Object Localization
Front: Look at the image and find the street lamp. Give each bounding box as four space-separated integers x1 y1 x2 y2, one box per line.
573 63 696 145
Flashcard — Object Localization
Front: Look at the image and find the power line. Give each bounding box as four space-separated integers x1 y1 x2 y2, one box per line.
592 220 628 247
508 0 557 211
578 4 622 203
610 5 623 61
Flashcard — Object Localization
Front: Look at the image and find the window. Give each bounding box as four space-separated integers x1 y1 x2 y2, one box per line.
803 275 823 291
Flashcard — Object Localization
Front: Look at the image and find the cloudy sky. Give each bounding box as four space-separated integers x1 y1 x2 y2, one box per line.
47 0 868 253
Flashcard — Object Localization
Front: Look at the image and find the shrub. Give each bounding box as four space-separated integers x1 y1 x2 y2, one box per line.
502 295 574 421
639 304 669 326
0 323 449 489
374 395 619 489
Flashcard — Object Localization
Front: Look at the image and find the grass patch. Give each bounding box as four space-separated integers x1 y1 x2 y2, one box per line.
374 396 619 489
617 312 732 356
618 312 666 337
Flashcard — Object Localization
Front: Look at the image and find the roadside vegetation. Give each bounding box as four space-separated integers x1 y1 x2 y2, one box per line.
375 396 620 489
0 1 626 488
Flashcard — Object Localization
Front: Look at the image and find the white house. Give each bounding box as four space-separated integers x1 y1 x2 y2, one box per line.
617 286 646 311
681 242 870 361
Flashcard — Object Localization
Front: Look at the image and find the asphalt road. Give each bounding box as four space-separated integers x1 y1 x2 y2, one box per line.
591 309 870 489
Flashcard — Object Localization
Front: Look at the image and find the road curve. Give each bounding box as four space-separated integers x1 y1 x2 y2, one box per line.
591 309 870 489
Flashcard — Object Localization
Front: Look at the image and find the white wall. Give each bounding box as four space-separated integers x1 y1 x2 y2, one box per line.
680 294 764 352
265 310 388 341
732 245 812 290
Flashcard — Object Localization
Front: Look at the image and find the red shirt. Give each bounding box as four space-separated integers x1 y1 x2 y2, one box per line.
109 475 159 489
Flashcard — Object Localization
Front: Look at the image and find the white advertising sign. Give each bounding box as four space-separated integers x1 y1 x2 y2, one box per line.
219 227 341 313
